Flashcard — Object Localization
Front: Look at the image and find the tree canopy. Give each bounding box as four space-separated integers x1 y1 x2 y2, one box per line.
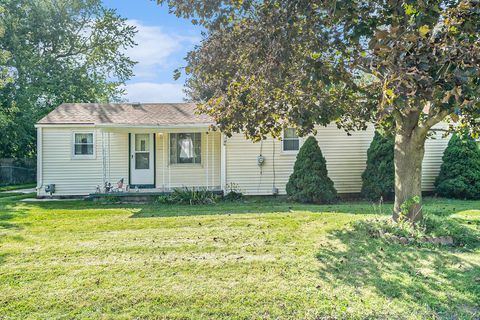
0 0 136 158
160 0 479 221
0 5 11 90
163 0 479 139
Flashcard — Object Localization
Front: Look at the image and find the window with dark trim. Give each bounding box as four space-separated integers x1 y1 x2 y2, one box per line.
170 133 201 164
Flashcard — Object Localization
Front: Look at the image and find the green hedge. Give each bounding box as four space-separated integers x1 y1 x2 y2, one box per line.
361 131 395 201
435 133 480 199
286 136 337 203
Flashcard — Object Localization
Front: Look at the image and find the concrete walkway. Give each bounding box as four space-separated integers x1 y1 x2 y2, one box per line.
1 187 36 194
20 197 74 202
2 187 77 202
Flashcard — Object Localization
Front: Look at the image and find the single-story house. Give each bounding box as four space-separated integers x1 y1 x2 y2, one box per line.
35 103 449 197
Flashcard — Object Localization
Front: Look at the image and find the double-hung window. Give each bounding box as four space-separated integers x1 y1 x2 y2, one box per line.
170 133 202 164
73 132 95 159
282 128 300 152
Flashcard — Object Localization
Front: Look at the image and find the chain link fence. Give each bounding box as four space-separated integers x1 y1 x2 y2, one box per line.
0 158 36 186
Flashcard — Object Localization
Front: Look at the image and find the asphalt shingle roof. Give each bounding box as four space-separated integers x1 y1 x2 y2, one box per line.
37 103 213 126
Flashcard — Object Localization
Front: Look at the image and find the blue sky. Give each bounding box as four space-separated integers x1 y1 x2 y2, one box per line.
102 0 202 103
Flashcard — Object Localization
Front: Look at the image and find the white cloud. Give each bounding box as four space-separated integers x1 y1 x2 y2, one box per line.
121 20 199 103
124 82 187 103
126 20 199 80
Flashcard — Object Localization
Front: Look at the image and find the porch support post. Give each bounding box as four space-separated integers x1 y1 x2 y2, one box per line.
212 132 215 190
152 133 156 188
168 132 172 190
108 132 111 183
220 133 227 192
168 135 171 191
162 133 166 191
102 130 106 186
206 131 209 189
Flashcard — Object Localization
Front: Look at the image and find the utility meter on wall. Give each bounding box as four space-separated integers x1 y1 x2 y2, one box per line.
257 155 265 166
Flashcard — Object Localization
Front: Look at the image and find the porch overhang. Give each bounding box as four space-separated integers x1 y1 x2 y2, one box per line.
96 123 214 133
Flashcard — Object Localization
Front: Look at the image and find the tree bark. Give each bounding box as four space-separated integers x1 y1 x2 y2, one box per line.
393 111 427 222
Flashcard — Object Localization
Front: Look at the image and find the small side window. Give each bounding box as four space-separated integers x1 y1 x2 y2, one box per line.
283 128 300 152
73 132 95 159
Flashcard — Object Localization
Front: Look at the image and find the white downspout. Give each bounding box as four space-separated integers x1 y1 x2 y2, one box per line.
102 131 106 186
220 133 227 192
36 126 43 194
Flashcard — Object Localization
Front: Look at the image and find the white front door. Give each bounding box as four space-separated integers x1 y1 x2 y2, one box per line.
130 133 154 186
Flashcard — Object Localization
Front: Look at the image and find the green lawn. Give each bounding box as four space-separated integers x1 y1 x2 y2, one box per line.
0 194 478 319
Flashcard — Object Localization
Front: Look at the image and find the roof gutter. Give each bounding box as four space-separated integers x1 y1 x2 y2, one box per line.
35 123 95 128
35 123 213 129
95 123 213 129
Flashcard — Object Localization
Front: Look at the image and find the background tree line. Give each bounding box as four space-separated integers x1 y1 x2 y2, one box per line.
0 0 136 159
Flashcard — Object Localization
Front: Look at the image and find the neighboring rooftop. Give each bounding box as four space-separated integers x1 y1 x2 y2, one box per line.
37 103 213 126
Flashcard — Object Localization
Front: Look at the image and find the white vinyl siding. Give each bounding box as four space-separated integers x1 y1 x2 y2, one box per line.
38 127 128 196
225 123 450 195
37 123 449 196
421 124 450 190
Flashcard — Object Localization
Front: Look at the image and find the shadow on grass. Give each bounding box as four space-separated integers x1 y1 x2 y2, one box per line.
316 218 480 318
129 201 387 218
24 196 385 218
0 194 32 231
13 196 480 221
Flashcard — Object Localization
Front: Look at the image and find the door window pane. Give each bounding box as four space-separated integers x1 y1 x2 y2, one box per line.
135 134 149 152
135 153 150 169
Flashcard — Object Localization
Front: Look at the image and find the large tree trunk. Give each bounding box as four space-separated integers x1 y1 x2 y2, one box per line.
393 111 427 222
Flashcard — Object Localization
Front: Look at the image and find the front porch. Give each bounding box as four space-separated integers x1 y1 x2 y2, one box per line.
97 125 225 194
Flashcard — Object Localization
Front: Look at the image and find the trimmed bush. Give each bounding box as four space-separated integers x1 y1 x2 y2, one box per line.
361 131 395 201
435 133 480 199
286 136 337 203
